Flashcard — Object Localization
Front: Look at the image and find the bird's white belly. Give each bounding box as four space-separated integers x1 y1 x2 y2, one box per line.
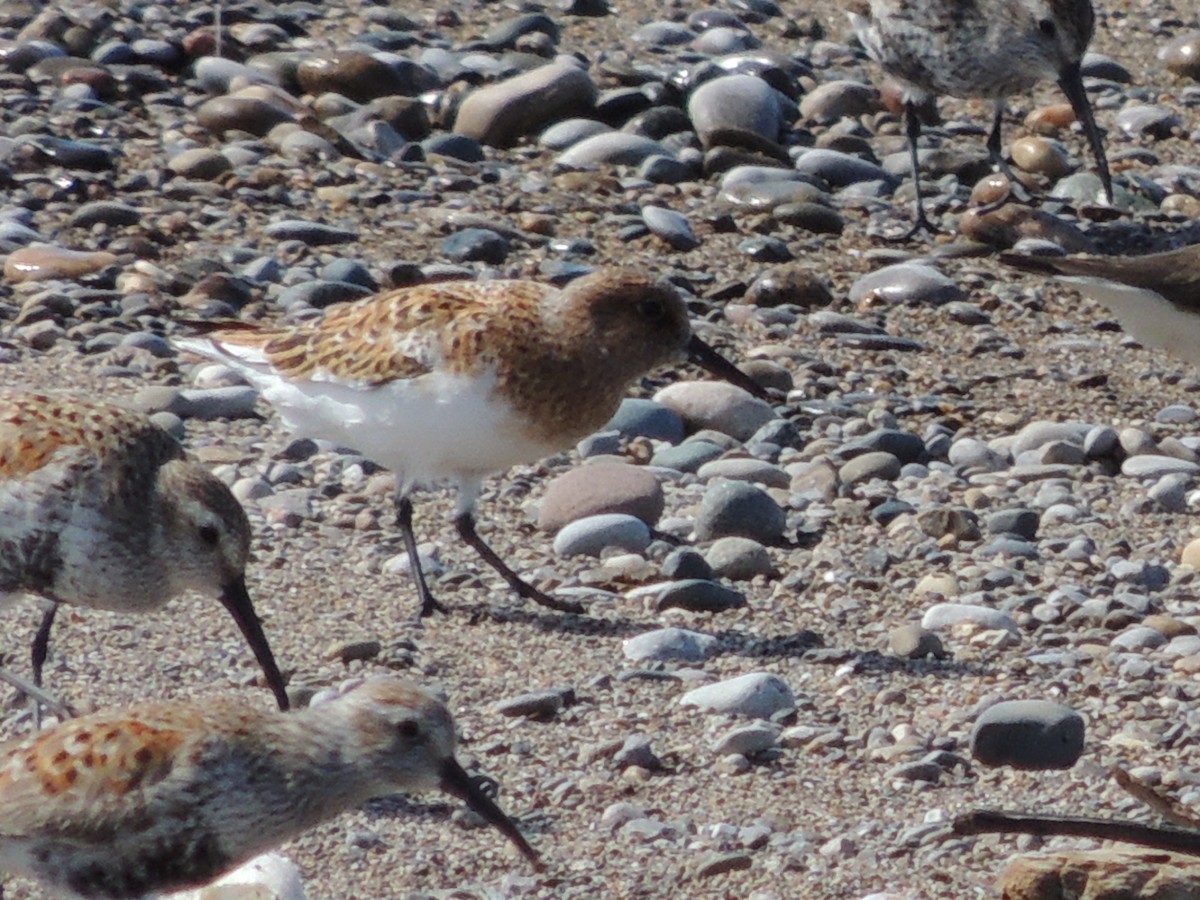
1065 278 1200 362
261 370 558 484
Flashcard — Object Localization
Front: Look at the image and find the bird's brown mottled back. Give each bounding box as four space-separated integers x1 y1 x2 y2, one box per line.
0 391 183 498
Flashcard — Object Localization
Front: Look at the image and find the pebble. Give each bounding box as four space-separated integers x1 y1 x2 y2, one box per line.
921 604 1019 635
493 687 574 719
848 263 965 307
4 245 117 283
455 60 597 148
687 74 783 148
660 547 714 581
1114 104 1180 139
537 462 665 531
539 118 612 150
679 672 795 719
263 220 357 246
641 205 699 251
799 80 878 124
839 451 901 487
623 627 719 662
704 537 776 580
745 266 833 308
696 458 789 488
605 398 686 442
1158 31 1200 80
654 579 746 614
196 95 294 137
167 147 233 179
1121 456 1200 479
557 133 672 167
553 513 651 558
653 382 775 441
172 852 306 900
652 440 727 473
712 721 781 756
442 229 511 264
694 479 786 544
613 735 662 771
793 148 891 187
971 700 1085 770
133 386 260 420
888 625 947 660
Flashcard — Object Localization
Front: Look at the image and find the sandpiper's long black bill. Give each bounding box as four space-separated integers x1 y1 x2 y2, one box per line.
440 757 542 869
1058 60 1113 205
219 576 291 711
686 335 770 400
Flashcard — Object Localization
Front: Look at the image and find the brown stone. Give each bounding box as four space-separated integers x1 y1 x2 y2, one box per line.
537 462 664 532
1000 849 1200 899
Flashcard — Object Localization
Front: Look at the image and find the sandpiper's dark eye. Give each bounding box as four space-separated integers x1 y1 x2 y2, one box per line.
1038 18 1056 37
198 524 220 546
639 298 666 321
396 719 420 739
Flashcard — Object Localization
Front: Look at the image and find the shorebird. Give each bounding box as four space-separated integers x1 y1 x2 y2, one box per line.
849 0 1113 238
177 268 769 618
0 390 290 712
0 677 540 898
1003 243 1200 360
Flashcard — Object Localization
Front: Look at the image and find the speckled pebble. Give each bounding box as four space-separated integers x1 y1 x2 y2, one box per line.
704 537 776 581
694 479 786 543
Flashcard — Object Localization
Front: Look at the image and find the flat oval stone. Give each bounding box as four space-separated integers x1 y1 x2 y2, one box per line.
552 513 651 558
679 672 795 718
5 245 117 283
922 603 1019 634
538 462 665 531
196 96 294 137
653 381 774 441
654 579 746 613
971 700 1084 770
849 263 965 307
623 627 719 662
557 133 672 167
455 60 597 148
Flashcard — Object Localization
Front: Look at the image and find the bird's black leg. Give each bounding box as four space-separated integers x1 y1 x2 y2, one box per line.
454 512 583 614
30 602 57 688
395 495 448 618
888 99 940 240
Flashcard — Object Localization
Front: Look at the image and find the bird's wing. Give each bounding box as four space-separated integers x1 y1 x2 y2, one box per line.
0 706 202 840
1004 250 1200 311
176 280 553 388
0 391 182 488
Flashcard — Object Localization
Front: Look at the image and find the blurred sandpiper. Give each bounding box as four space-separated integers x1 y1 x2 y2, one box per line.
1004 243 1200 360
849 0 1113 237
0 390 290 713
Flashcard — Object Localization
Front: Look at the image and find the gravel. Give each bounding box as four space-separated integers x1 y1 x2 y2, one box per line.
3 1 1200 898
